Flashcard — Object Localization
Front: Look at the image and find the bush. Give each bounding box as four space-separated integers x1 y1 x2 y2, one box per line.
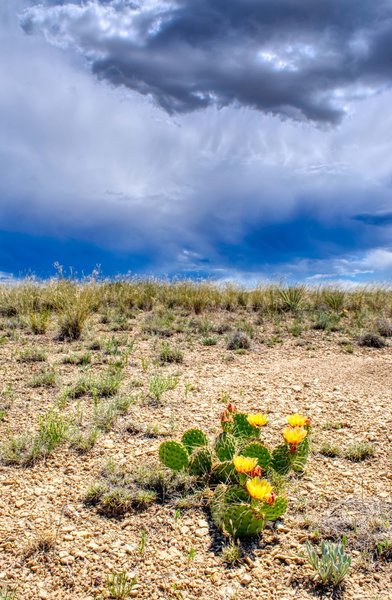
358 332 386 348
158 342 183 364
376 318 392 337
226 331 251 351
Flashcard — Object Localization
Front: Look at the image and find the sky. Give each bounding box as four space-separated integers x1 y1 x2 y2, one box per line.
1 0 392 285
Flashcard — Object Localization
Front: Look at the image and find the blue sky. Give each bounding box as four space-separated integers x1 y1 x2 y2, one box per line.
1 1 392 284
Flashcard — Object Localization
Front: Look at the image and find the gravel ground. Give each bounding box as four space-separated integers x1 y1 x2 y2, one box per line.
0 313 391 599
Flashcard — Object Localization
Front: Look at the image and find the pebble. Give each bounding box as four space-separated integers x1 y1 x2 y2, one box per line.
240 573 252 585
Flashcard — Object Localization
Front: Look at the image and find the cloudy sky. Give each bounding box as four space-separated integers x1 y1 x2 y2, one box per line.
1 0 392 283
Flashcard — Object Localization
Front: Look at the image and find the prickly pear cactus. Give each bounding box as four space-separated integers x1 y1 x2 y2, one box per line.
215 432 236 461
271 443 291 475
223 504 266 537
291 436 310 472
189 447 213 476
232 413 260 439
255 497 288 521
159 441 189 472
181 428 208 454
210 460 239 484
241 441 271 469
210 484 249 529
271 437 310 475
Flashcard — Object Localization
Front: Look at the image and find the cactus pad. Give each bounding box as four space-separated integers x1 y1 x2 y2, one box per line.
211 460 239 484
159 441 189 472
291 436 310 472
215 432 236 461
241 441 271 469
232 413 260 439
189 447 212 476
271 443 291 475
255 496 288 521
181 429 208 454
223 504 266 537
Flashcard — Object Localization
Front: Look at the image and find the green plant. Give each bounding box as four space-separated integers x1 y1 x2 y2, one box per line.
69 427 99 453
345 442 374 462
159 342 183 364
30 368 56 388
158 406 311 538
18 347 47 362
305 540 351 586
106 571 137 599
139 530 147 554
222 539 242 566
148 374 179 403
62 352 91 366
187 547 197 561
0 587 18 599
278 286 306 312
28 309 51 334
226 331 251 351
202 336 218 346
320 443 342 458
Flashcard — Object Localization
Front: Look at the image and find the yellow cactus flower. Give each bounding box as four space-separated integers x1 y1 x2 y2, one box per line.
247 413 268 427
233 455 258 474
246 477 275 503
283 426 307 446
286 413 311 427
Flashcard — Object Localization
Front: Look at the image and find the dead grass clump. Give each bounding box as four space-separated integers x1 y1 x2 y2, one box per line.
358 332 386 348
376 318 392 338
226 331 251 351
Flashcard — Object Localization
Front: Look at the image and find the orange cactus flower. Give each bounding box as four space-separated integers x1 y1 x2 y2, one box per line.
220 410 233 424
233 455 258 474
283 426 307 447
286 413 311 428
247 413 268 427
226 402 237 413
246 477 275 503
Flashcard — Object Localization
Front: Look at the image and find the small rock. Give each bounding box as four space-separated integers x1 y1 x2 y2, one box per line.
240 573 252 586
195 527 209 537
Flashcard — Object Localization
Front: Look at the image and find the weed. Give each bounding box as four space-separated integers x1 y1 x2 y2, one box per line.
376 318 392 338
148 374 179 403
62 352 91 366
18 347 47 363
187 547 197 561
345 443 375 462
28 310 51 335
88 339 102 351
320 443 342 458
69 427 99 453
159 342 183 365
305 539 351 586
139 530 147 554
226 331 251 350
0 587 18 600
106 571 137 599
202 336 218 346
322 422 344 431
222 539 241 566
358 332 386 348
30 368 56 388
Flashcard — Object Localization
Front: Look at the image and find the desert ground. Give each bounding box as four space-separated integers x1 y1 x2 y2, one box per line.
0 282 391 599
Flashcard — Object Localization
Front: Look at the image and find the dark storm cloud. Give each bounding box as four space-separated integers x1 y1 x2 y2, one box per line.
20 0 392 123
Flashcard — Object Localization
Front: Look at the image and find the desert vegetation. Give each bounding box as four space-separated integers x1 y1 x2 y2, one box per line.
0 277 391 599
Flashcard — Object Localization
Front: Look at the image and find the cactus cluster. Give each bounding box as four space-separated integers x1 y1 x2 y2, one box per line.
159 404 312 538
